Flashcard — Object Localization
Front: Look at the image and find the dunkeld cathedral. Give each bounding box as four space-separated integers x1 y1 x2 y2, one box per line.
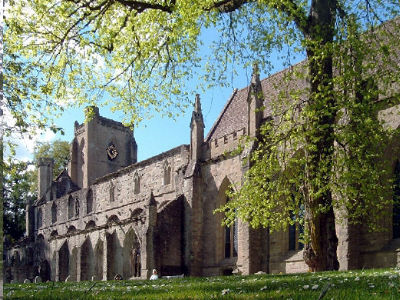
4 51 400 283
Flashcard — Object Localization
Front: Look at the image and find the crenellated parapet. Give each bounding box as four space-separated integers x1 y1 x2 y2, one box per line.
205 127 247 159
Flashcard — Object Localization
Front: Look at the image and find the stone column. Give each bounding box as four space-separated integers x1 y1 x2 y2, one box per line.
141 191 157 279
76 247 82 282
103 233 108 280
55 250 60 282
336 217 360 270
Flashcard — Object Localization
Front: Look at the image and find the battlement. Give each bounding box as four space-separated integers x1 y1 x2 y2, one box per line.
205 127 246 159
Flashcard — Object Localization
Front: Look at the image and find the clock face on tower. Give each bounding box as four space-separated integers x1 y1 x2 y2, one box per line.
107 144 118 160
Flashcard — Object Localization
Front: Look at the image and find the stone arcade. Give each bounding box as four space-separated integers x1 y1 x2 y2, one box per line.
4 62 400 283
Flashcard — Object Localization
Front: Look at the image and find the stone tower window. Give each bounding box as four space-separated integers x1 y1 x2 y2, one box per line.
68 195 74 219
37 208 43 229
134 173 140 194
51 202 57 224
163 161 171 185
87 189 93 214
106 143 119 161
75 198 80 217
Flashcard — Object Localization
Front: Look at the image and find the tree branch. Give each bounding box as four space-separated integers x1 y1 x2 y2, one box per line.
205 0 249 12
115 0 175 13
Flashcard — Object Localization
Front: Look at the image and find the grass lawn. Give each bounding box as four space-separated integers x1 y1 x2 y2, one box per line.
4 268 400 299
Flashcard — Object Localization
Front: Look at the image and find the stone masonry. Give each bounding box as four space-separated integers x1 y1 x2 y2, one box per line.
3 58 400 283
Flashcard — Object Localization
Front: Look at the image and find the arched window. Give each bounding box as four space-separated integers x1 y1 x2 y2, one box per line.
37 208 43 229
393 160 400 238
110 181 115 202
288 192 304 251
224 197 238 258
134 173 140 194
218 177 238 260
75 198 80 217
87 189 93 214
51 202 57 224
68 196 74 219
163 161 171 185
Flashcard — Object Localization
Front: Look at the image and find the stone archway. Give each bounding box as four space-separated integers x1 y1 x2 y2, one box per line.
58 241 69 281
80 238 94 281
39 259 51 282
123 227 141 279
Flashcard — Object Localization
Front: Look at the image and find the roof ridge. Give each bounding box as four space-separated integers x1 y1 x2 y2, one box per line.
204 60 307 143
205 88 239 143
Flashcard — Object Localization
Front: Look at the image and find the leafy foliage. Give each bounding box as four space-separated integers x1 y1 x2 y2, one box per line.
223 15 400 236
5 0 400 270
3 159 33 243
29 140 71 193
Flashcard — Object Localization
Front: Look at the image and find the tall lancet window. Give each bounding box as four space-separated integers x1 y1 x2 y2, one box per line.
51 202 57 224
110 181 115 202
224 197 238 258
163 161 171 185
68 195 74 219
87 189 93 214
37 208 43 229
75 198 80 217
134 173 140 194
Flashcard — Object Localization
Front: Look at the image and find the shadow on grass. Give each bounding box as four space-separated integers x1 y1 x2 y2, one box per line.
4 268 400 299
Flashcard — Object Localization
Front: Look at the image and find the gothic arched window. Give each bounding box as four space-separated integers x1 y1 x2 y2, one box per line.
134 173 140 194
224 197 238 258
37 208 43 229
51 202 57 224
110 181 115 202
75 198 80 217
163 161 171 185
68 195 74 219
288 193 304 251
87 189 93 214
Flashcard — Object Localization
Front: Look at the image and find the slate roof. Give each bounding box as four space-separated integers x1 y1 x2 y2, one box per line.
206 61 308 142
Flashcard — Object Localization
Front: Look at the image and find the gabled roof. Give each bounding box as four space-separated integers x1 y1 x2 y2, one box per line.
205 88 248 142
205 61 308 142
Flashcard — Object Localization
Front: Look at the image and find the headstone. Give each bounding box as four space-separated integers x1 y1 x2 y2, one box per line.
255 271 266 275
34 276 42 283
232 268 242 275
23 279 31 283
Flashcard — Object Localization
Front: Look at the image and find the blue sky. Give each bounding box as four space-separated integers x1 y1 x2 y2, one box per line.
49 70 253 162
14 55 303 163
12 23 305 163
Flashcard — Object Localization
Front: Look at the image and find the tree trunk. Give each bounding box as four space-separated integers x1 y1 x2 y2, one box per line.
302 0 339 271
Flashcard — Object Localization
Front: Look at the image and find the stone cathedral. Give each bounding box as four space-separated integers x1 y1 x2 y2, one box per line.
4 60 400 283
